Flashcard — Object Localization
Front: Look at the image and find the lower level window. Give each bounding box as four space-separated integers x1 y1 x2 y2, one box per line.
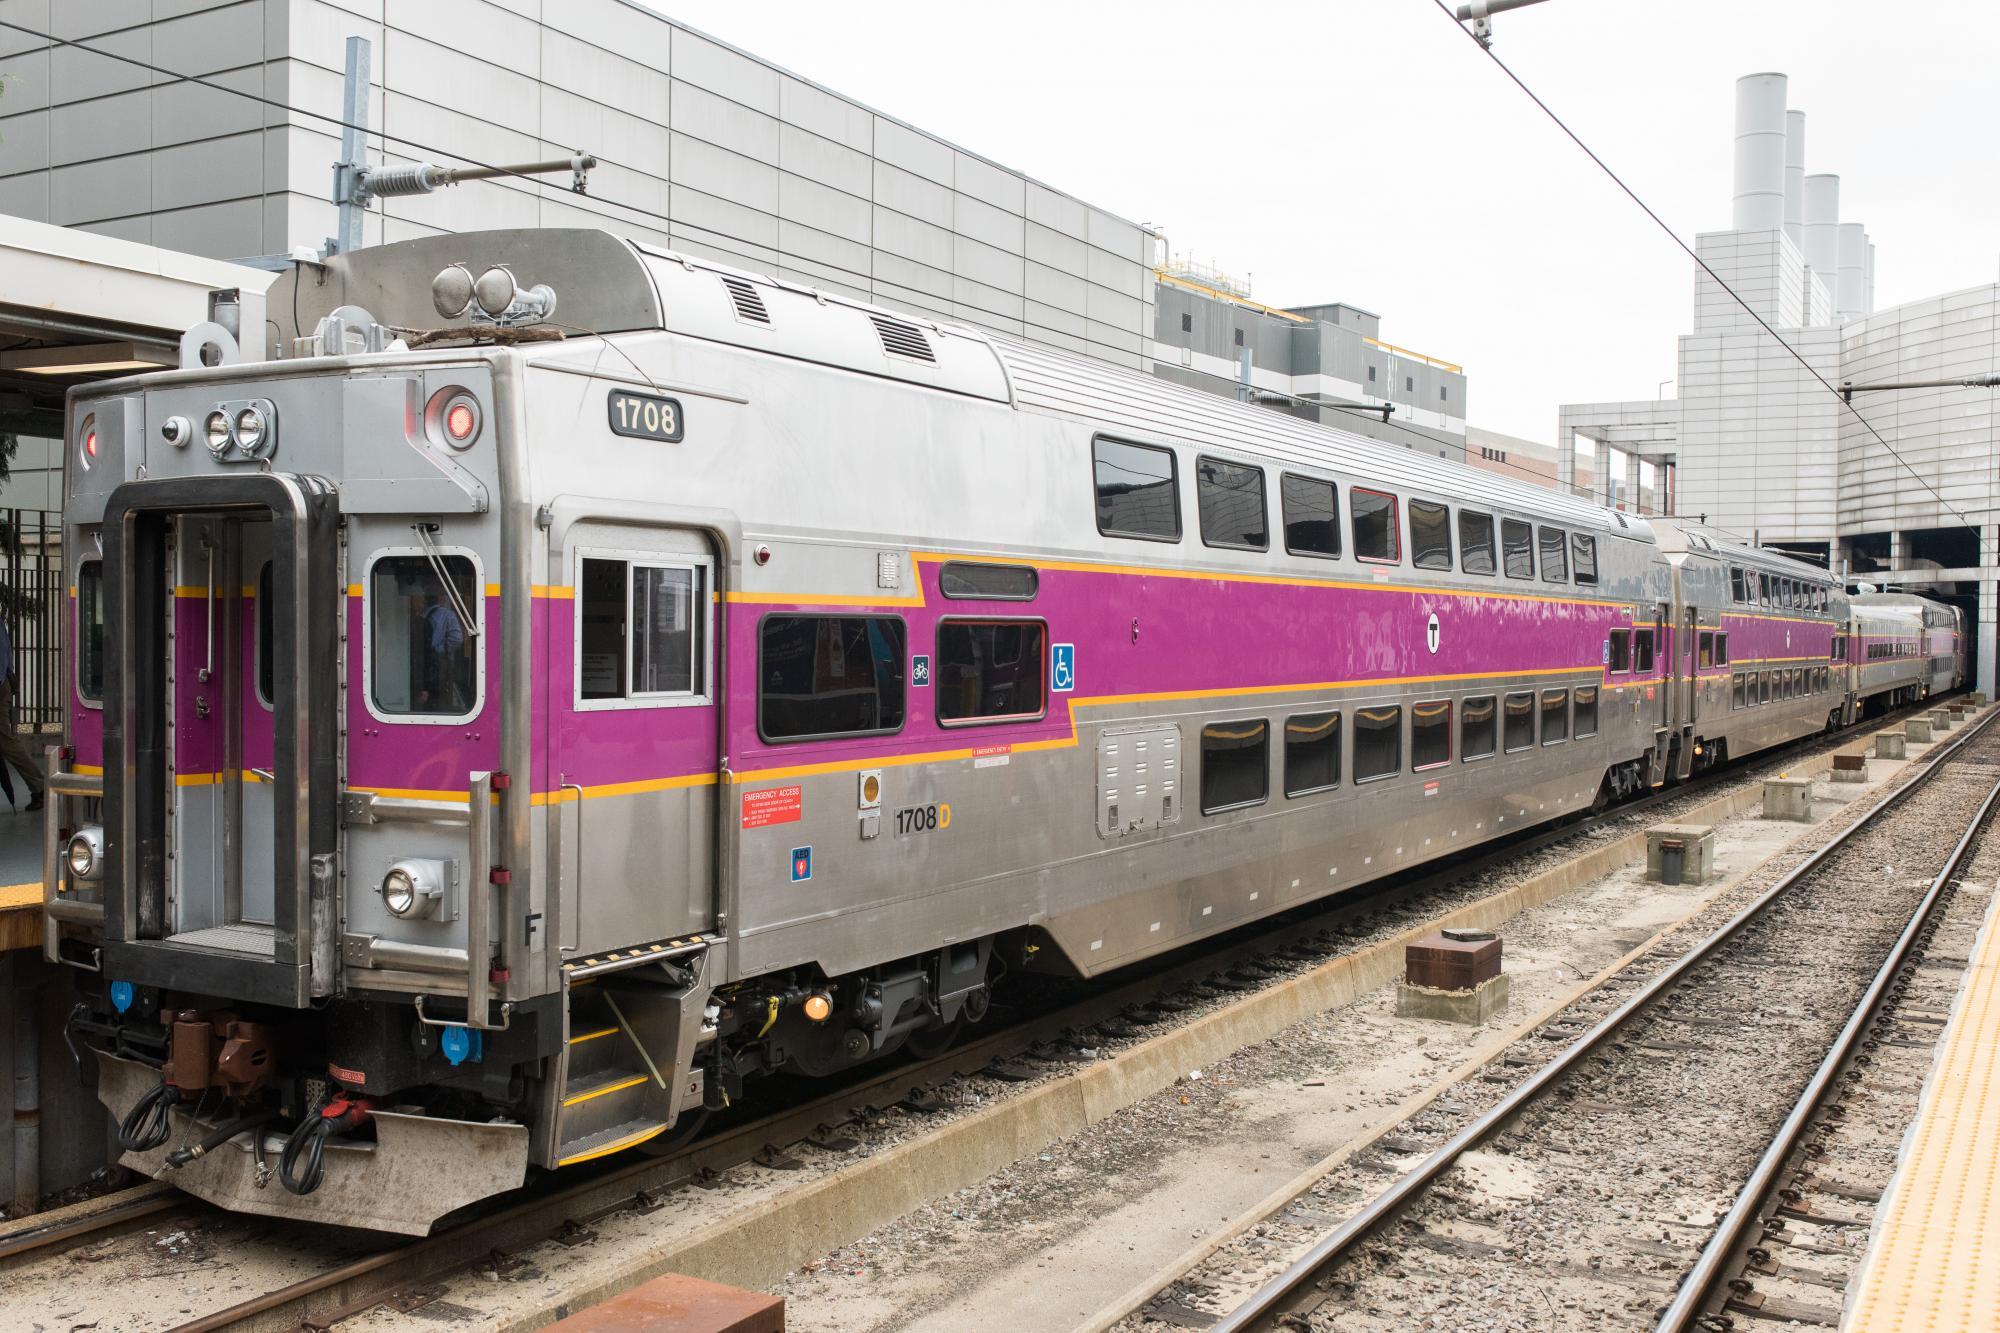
1354 706 1402 781
1573 685 1598 737
1732 673 1745 709
1412 700 1451 769
759 616 907 740
370 554 480 717
936 620 1046 723
1201 719 1269 813
1541 689 1569 744
1461 695 1497 760
1284 712 1341 796
1504 691 1535 752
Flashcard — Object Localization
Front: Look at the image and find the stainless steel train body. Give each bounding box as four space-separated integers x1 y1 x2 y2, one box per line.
1848 592 1954 709
40 230 1953 1233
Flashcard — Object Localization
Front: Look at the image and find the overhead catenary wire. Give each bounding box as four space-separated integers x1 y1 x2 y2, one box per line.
1426 0 1977 531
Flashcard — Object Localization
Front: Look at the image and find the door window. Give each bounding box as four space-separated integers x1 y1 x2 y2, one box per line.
577 555 710 706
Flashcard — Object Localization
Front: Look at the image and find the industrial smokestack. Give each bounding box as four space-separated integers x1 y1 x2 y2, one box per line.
1804 173 1841 306
1732 73 1788 231
1783 110 1806 246
1837 222 1867 320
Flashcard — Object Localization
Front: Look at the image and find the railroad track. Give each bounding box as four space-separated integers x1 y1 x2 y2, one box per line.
1131 702 1997 1332
0 700 1942 1329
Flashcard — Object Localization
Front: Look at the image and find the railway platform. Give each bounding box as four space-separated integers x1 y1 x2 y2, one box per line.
1846 865 2000 1331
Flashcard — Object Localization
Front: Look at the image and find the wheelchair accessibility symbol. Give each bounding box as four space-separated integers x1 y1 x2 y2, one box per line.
1052 643 1076 692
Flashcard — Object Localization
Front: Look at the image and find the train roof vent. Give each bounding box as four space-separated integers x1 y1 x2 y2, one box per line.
719 274 770 325
870 313 936 363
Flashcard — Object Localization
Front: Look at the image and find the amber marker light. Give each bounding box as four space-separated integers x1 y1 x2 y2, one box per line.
803 993 834 1023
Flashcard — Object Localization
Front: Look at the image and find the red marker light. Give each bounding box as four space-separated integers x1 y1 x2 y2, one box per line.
445 402 476 442
84 431 98 459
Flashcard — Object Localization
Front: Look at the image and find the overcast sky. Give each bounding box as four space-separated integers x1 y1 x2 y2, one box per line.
653 0 1999 444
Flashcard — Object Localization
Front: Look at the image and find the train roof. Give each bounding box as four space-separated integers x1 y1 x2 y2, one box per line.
1648 521 1840 583
276 228 1647 541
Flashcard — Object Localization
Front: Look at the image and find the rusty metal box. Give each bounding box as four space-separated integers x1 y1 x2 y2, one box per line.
1405 931 1502 992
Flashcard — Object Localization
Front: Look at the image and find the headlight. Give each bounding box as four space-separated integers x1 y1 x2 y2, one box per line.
204 410 231 453
380 858 449 919
234 407 266 451
382 867 418 917
67 826 105 883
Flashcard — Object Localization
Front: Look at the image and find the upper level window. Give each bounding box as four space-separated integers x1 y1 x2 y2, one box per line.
1410 500 1452 571
1094 437 1181 542
939 562 1038 601
1351 488 1400 563
369 553 481 719
936 620 1046 724
759 616 906 741
1459 511 1496 575
1502 519 1534 580
577 555 708 707
1730 567 1745 602
76 560 105 705
1538 526 1569 583
1197 456 1269 550
1572 533 1598 585
1280 474 1340 558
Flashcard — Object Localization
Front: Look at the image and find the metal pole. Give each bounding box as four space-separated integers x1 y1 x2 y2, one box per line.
1236 346 1252 403
331 36 372 256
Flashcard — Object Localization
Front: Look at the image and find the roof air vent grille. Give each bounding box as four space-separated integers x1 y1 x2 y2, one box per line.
870 314 936 363
720 275 770 325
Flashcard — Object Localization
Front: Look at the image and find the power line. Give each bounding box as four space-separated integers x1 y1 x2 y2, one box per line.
1426 0 1976 532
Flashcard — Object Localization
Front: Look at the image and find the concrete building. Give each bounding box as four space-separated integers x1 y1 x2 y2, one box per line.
1559 71 2000 693
1465 426 1559 491
0 0 1157 368
1148 263 1468 461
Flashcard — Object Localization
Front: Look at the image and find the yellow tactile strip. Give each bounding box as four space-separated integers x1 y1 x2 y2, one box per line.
1847 887 2000 1331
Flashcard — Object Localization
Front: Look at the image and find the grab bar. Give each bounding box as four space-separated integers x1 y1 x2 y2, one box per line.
465 771 499 1029
199 536 214 682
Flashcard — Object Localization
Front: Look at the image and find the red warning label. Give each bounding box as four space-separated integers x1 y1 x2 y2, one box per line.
741 784 804 829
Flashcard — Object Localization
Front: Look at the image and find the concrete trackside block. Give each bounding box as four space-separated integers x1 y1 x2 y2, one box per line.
1908 718 1935 744
544 1273 784 1332
1876 732 1908 760
1972 692 1987 705
1831 753 1869 783
1931 708 1955 731
1764 776 1814 822
1397 972 1510 1025
1646 824 1715 885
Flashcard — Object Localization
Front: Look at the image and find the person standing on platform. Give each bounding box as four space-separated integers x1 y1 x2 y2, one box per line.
0 614 46 811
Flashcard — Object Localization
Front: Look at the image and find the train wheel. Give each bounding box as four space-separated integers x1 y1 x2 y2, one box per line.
903 1016 964 1060
638 1107 711 1157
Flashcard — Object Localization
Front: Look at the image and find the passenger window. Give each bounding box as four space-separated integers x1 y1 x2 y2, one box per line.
936 620 1046 724
1503 691 1535 752
1281 474 1340 558
369 553 480 718
1459 511 1497 575
1461 695 1497 760
759 615 906 740
1761 670 1773 704
1353 705 1402 781
578 556 707 704
1540 689 1569 743
1409 500 1452 571
1502 519 1534 580
1731 567 1746 602
939 562 1038 601
1197 456 1268 550
1201 719 1269 814
1538 527 1569 583
1607 629 1631 673
256 562 273 708
1698 631 1714 670
1715 632 1729 665
1635 627 1655 673
1573 685 1599 737
1412 700 1451 769
76 560 105 704
1732 673 1745 708
1094 437 1181 542
1571 533 1598 585
1284 711 1341 797
1351 489 1400 563
1761 579 1772 608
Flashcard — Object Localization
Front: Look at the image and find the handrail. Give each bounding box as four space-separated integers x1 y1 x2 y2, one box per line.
465 771 496 1029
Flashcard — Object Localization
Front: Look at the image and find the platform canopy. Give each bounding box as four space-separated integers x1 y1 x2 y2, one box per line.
0 214 272 440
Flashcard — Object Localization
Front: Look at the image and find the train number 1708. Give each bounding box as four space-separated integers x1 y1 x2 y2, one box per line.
607 389 685 442
894 803 953 835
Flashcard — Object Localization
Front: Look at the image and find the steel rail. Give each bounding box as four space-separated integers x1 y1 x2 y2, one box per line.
1210 703 1997 1333
154 701 1948 1331
0 1186 179 1264
1655 753 2000 1329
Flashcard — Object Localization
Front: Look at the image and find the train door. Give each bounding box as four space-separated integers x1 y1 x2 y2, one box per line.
550 519 719 957
168 514 279 940
1682 607 1699 727
1655 602 1670 729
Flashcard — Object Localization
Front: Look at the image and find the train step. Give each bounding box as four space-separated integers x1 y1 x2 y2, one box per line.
556 1115 671 1167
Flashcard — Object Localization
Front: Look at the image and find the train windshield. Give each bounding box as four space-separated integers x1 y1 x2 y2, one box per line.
369 555 480 717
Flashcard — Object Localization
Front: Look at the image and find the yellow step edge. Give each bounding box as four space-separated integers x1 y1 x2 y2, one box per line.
568 1026 618 1046
557 1121 668 1167
562 1073 646 1107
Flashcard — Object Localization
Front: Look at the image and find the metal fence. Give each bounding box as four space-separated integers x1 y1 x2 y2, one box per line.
5 508 65 737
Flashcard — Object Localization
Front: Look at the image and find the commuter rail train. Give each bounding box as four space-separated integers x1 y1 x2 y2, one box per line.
41 230 1966 1233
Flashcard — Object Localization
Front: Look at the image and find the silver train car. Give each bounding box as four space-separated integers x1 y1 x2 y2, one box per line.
1849 592 1960 709
40 230 1958 1232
